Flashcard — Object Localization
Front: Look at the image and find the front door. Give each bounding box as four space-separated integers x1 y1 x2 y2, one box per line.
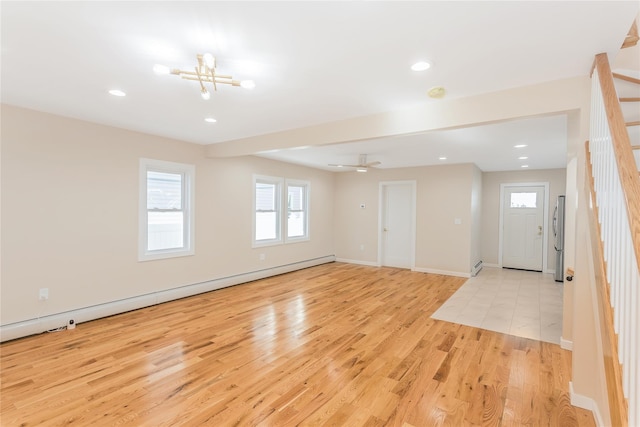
502 185 545 271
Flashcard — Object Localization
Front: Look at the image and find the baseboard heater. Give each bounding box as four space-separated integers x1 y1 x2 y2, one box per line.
472 260 483 276
0 255 336 343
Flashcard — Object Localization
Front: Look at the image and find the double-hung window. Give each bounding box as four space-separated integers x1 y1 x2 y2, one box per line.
253 175 309 247
139 158 195 261
286 180 309 242
253 176 283 246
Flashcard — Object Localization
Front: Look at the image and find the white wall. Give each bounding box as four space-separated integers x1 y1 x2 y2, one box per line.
334 163 477 276
1 105 335 326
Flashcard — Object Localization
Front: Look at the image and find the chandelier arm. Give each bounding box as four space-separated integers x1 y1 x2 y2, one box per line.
194 67 207 92
168 53 246 94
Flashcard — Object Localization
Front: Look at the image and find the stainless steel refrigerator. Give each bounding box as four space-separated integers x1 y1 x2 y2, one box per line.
553 195 566 282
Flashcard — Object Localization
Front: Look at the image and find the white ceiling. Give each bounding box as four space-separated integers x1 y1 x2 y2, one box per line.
2 1 638 172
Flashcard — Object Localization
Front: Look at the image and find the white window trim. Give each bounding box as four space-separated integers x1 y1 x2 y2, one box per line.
252 175 284 248
285 179 310 243
139 158 195 261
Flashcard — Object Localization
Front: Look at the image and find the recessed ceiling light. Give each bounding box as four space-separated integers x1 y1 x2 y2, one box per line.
411 61 432 71
356 168 368 173
204 117 217 123
521 165 529 168
108 89 126 97
514 144 527 148
153 64 170 75
439 156 447 160
518 156 528 160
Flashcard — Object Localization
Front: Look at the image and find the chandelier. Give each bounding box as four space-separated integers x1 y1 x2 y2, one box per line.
159 53 255 100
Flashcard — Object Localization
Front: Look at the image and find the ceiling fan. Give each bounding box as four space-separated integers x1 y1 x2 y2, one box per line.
329 154 381 172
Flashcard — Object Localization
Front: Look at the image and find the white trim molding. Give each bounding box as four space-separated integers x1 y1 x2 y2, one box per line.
560 337 573 351
412 267 471 278
569 382 604 427
335 258 380 267
483 263 500 268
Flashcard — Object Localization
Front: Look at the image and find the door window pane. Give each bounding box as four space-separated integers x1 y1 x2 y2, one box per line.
510 192 537 208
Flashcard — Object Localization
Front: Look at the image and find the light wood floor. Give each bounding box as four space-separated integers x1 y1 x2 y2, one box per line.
1 263 595 426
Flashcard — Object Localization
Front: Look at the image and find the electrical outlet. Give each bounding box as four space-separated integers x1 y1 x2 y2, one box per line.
259 253 266 261
39 288 49 301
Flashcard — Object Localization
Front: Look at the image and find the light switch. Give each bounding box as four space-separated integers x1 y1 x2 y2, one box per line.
454 218 462 225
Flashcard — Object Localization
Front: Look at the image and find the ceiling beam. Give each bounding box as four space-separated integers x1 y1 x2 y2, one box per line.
205 76 590 158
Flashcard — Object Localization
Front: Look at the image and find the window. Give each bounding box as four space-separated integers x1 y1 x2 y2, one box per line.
510 192 537 208
253 176 283 246
139 158 195 261
253 176 309 246
286 180 309 241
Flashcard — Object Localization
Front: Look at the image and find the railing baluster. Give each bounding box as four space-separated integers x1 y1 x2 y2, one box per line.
589 55 639 427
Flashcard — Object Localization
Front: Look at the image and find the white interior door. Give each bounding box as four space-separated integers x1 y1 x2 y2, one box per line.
381 182 414 268
502 185 545 271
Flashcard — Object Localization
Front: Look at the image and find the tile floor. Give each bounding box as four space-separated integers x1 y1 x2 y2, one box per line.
431 266 564 344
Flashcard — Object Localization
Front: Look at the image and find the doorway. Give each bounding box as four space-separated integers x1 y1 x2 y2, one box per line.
499 183 548 272
379 181 416 269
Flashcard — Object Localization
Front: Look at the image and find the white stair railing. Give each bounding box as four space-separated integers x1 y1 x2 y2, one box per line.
589 53 640 427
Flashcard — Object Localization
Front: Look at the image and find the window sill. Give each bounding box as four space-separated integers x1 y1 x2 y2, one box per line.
138 249 194 262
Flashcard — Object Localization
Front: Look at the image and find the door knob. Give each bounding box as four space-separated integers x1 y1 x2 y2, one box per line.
384 227 388 232
538 225 542 235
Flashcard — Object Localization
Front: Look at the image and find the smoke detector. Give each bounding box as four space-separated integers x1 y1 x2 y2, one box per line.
428 86 446 99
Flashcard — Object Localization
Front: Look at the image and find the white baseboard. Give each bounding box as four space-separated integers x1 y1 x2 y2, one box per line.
561 337 573 351
412 267 471 278
0 255 336 343
330 259 471 279
335 258 380 267
570 382 604 427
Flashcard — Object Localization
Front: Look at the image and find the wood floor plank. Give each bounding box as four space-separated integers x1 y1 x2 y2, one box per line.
0 263 595 426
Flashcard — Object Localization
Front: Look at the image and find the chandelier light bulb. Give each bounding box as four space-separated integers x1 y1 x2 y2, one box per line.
153 64 170 75
201 89 210 100
241 80 256 89
203 53 215 69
